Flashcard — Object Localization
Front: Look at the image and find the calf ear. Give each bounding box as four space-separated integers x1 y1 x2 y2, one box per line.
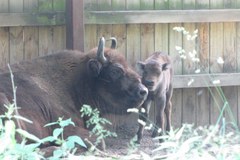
136 61 145 71
162 63 171 71
87 59 102 77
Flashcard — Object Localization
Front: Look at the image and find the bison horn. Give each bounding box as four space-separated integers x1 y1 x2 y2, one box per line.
110 37 117 49
97 37 107 64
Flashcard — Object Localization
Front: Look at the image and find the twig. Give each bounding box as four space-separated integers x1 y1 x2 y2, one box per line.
7 64 22 130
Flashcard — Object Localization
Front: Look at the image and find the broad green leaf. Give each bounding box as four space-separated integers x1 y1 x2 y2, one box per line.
40 136 56 143
53 128 63 138
59 118 75 128
44 121 58 127
16 129 41 142
13 115 33 124
67 135 87 148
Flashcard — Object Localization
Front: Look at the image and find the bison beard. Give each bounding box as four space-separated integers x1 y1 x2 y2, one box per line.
136 51 173 144
0 37 148 151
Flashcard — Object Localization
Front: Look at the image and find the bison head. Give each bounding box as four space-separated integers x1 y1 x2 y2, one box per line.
87 37 148 114
137 59 171 91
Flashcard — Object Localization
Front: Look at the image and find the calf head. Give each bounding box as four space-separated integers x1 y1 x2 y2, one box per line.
87 37 148 114
137 59 170 91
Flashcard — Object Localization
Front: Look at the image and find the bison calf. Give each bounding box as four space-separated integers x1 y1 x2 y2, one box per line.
136 51 173 144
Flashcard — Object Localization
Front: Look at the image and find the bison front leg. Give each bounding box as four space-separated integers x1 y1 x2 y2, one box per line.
152 95 166 141
136 100 151 144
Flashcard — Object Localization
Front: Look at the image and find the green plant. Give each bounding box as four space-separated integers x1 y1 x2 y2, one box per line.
80 104 117 148
43 117 87 159
0 65 44 159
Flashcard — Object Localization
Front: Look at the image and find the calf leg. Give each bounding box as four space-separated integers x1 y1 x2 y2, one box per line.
165 86 173 132
165 101 172 132
152 95 166 139
136 100 151 144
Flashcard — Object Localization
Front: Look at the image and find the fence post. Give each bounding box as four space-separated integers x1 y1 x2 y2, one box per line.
66 0 85 52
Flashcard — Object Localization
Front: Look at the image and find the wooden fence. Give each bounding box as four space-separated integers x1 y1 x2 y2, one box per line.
1 0 240 130
0 0 66 67
83 0 240 129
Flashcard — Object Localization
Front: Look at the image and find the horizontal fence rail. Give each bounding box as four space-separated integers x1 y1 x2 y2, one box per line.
173 73 240 88
0 12 65 26
85 9 240 24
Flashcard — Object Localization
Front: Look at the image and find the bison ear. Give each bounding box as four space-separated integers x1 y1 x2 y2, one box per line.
136 61 145 71
162 63 171 71
87 59 102 77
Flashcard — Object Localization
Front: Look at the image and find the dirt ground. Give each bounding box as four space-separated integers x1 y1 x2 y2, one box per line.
103 125 159 159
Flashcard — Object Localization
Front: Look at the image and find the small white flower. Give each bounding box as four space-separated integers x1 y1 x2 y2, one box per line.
191 34 198 40
145 124 153 130
217 57 224 64
189 51 194 58
192 57 200 62
173 27 184 32
157 128 162 133
175 46 182 51
140 108 146 113
212 79 221 85
188 78 194 86
195 69 201 73
186 35 192 40
127 108 139 113
179 49 186 54
180 54 187 59
138 119 146 126
193 29 198 34
183 30 189 35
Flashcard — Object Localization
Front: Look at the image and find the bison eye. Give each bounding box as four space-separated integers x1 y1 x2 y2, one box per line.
109 64 124 81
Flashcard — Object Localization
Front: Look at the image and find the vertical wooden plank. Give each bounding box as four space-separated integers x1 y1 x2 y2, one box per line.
140 0 154 60
155 0 169 9
182 1 197 125
84 0 97 52
209 0 224 125
140 24 154 60
39 0 53 56
24 27 39 60
9 27 24 64
169 0 183 128
222 21 238 125
66 0 84 51
23 0 39 60
97 0 112 48
155 0 169 53
9 0 23 12
0 1 9 67
112 0 126 56
0 28 9 67
24 0 38 12
196 0 210 126
237 0 240 126
53 0 66 51
0 0 9 12
126 0 141 65
9 1 24 64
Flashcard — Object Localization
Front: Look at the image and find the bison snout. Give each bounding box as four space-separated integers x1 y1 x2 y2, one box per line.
144 79 154 87
137 85 148 99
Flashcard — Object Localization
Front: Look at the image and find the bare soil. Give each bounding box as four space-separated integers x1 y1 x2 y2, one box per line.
103 125 159 159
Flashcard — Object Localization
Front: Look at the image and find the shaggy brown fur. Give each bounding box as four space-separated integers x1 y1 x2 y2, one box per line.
0 38 148 151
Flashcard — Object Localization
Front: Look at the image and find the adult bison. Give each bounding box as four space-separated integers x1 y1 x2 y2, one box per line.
136 51 173 144
0 37 148 149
